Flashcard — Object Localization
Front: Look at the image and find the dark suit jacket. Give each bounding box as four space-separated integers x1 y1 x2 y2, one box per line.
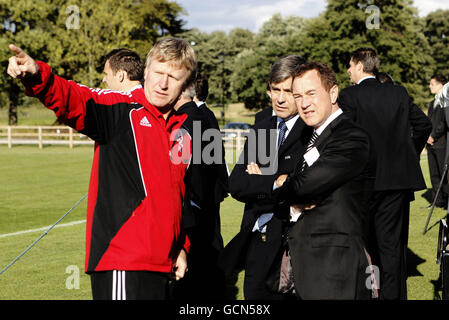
219 114 311 274
174 101 228 251
199 102 219 128
338 78 431 191
254 107 273 125
198 102 229 204
274 114 376 299
427 100 447 150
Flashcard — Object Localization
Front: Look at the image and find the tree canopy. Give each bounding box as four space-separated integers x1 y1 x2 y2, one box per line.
423 9 449 78
1 0 446 123
182 0 442 110
0 0 185 123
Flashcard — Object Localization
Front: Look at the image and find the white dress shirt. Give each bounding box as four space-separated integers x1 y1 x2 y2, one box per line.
289 108 343 222
357 76 376 85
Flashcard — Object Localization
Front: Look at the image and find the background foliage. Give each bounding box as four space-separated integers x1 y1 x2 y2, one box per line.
0 0 447 120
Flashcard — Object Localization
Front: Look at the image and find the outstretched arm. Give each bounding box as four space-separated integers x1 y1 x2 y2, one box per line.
6 44 137 142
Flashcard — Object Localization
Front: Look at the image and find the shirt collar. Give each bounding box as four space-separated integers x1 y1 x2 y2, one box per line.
357 76 376 85
127 84 142 92
277 114 299 132
315 108 343 136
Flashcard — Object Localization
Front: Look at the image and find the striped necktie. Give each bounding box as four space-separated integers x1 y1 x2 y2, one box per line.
277 120 288 150
300 131 319 172
253 120 288 235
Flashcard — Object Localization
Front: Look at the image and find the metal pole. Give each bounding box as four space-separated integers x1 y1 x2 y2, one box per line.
424 163 449 234
222 54 225 125
0 193 88 276
219 51 225 126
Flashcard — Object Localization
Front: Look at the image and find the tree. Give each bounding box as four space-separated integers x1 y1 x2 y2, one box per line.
423 9 449 78
301 0 434 107
180 27 255 106
231 48 268 110
130 0 186 57
53 0 140 87
231 14 307 110
0 0 187 123
0 0 64 124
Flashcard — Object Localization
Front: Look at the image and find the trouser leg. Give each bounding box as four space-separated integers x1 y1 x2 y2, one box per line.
90 270 169 300
370 191 409 300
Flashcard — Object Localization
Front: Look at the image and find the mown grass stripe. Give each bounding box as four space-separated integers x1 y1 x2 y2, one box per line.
0 220 86 238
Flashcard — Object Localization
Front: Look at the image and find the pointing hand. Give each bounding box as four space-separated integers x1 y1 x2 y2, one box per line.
7 44 39 79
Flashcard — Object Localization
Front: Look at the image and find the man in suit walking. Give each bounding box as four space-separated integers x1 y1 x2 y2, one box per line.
338 48 432 299
170 84 228 300
193 74 230 185
194 75 219 127
273 61 376 300
427 74 448 208
220 55 311 300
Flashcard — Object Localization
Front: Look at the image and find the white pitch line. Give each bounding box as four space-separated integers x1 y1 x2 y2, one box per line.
0 220 86 239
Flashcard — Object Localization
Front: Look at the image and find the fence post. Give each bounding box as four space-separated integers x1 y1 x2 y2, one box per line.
38 127 43 149
69 127 73 149
236 130 242 152
7 126 12 149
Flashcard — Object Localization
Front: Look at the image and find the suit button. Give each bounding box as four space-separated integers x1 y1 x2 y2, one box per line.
261 233 267 242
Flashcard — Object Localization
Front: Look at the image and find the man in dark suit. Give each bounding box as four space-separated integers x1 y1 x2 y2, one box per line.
193 74 230 188
273 61 376 300
171 85 228 300
220 55 311 300
338 48 432 300
194 75 220 129
254 107 273 124
427 74 448 208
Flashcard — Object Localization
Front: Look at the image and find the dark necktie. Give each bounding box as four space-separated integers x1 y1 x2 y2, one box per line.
254 120 288 234
277 120 288 150
300 131 319 172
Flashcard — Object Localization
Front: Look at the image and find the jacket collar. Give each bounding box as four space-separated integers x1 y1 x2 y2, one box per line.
278 117 310 153
358 77 378 86
313 112 347 148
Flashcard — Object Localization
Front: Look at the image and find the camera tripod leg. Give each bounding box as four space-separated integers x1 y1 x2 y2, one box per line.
424 163 449 235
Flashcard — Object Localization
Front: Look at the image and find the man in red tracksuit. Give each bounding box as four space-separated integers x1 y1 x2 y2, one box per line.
7 38 197 300
85 49 144 282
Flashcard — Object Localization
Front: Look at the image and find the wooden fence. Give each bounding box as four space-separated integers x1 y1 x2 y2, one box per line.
0 126 92 149
0 126 248 151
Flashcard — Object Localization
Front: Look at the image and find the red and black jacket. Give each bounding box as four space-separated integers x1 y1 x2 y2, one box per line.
23 61 190 273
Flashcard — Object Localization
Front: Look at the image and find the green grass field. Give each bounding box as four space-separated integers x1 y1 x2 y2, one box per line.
0 145 446 300
0 145 248 300
0 103 446 300
0 104 58 126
